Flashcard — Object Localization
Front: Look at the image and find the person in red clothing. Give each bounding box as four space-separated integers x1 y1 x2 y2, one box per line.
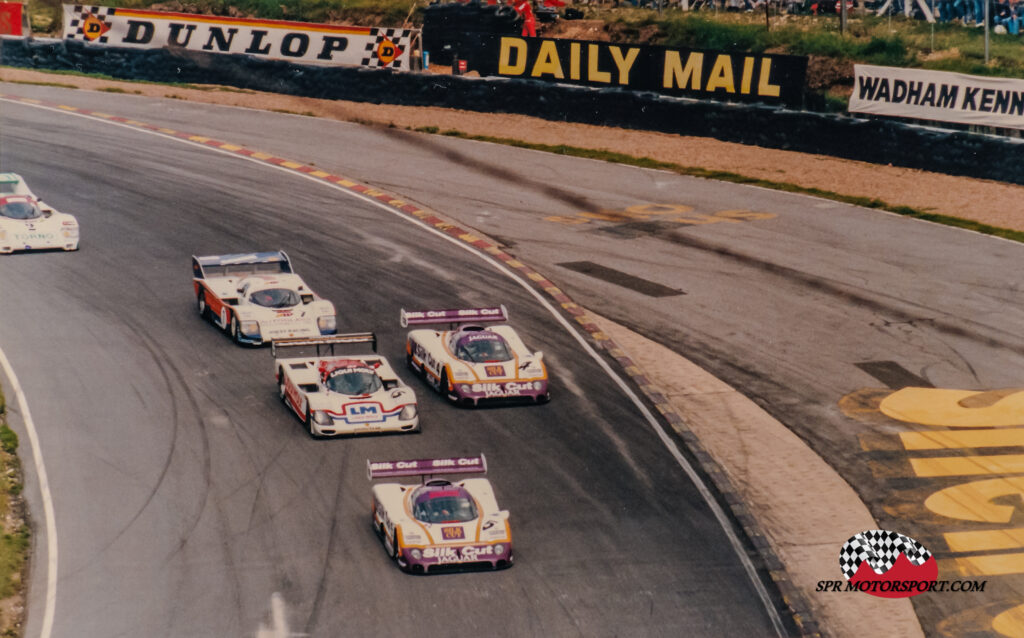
513 0 537 36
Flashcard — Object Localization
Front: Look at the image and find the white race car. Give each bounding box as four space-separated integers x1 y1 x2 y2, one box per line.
402 306 549 406
0 173 79 254
192 251 337 345
369 454 513 573
273 334 419 438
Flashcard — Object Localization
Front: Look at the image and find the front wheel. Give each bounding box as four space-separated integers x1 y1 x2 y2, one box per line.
197 291 209 320
230 316 242 344
277 370 288 404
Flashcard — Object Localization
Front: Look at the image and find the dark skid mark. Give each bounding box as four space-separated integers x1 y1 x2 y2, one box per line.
372 124 601 212
657 230 1024 357
558 261 684 298
855 361 934 389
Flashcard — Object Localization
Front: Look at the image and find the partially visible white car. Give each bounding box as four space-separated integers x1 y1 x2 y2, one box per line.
0 174 79 254
273 334 419 438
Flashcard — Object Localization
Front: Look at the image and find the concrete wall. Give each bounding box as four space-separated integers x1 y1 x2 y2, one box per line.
3 38 1022 186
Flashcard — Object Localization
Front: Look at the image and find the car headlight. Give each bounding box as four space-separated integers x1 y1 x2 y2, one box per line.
312 410 332 425
409 548 422 560
471 383 482 392
533 381 543 390
0 229 6 240
400 404 417 420
494 544 505 555
317 315 336 334
240 320 260 336
459 384 471 394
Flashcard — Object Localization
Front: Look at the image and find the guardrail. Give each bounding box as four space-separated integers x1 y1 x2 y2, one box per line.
2 37 1022 185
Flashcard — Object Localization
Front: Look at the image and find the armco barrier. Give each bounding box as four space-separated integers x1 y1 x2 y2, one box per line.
2 37 1022 186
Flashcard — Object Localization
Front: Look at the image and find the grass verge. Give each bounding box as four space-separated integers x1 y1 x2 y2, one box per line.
0 386 29 638
411 126 1024 243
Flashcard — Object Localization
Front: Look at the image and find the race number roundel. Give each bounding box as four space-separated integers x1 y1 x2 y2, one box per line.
376 38 403 66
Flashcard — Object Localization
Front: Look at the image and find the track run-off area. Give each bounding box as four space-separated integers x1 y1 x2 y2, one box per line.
2 84 1024 637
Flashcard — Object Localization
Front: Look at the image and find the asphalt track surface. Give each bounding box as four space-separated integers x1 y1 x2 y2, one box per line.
2 86 1024 637
0 96 782 637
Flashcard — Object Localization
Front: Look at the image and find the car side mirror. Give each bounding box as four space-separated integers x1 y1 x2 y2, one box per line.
301 294 314 304
41 209 53 218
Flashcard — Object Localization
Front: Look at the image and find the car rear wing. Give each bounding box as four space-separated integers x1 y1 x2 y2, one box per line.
400 306 508 328
192 251 292 280
271 333 377 359
367 454 487 480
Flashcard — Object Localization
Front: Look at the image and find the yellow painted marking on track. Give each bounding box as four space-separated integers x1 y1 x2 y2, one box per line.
389 199 405 206
993 603 1024 638
92 112 113 118
954 552 1024 576
527 273 545 282
458 233 480 242
338 179 356 187
58 105 78 111
251 152 272 160
945 528 1024 552
880 388 1024 427
900 428 1024 450
624 366 642 376
158 128 177 134
280 161 303 169
310 170 330 178
911 455 1024 477
505 259 524 268
21 98 42 104
925 477 1024 523
188 135 211 143
221 144 243 151
592 331 610 341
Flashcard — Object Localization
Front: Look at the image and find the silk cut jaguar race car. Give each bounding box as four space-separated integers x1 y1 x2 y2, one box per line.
192 251 337 345
273 334 419 438
0 174 79 254
369 454 513 573
401 306 549 405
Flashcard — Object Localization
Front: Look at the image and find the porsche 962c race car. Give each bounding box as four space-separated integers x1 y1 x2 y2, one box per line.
0 174 79 254
192 251 337 345
369 454 513 573
273 333 419 438
402 306 549 405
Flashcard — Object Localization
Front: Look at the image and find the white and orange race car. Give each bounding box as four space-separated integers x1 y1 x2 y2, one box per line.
401 306 549 405
273 334 419 438
192 251 337 345
368 454 513 573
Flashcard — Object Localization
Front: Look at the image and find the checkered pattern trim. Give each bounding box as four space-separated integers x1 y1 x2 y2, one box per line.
360 28 414 69
839 529 932 580
65 5 116 43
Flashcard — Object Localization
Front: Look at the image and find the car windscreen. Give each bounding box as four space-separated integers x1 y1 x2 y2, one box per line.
202 262 289 278
0 183 18 194
325 368 382 395
0 201 41 220
412 489 478 524
454 332 513 363
249 287 300 308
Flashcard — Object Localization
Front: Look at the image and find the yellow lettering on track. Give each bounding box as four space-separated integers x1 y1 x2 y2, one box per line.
925 476 1024 522
880 388 1024 427
993 603 1024 638
900 428 1024 450
945 528 1024 552
911 454 1024 477
954 552 1024 577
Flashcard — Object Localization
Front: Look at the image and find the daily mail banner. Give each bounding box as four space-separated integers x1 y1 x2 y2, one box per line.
467 35 808 107
61 5 416 69
850 64 1024 130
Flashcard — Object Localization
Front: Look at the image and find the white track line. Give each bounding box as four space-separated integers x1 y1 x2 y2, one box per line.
4 98 787 637
0 347 57 638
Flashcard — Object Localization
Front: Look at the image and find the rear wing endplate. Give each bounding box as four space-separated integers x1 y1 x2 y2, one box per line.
367 454 487 480
272 333 377 359
400 306 508 328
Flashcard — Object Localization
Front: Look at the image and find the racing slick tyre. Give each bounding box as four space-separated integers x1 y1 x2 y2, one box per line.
230 316 242 345
439 369 452 401
197 291 210 320
278 370 287 403
305 408 323 440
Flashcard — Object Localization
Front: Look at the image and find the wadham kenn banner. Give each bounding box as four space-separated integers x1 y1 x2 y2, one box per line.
467 35 808 107
62 4 417 68
850 64 1024 130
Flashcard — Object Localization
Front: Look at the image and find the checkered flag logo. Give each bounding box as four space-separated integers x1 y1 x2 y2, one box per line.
361 28 414 69
839 529 932 580
66 5 116 43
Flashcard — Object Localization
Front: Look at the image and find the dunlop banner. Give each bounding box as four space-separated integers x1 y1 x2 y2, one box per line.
61 4 417 68
467 35 807 106
850 64 1024 130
